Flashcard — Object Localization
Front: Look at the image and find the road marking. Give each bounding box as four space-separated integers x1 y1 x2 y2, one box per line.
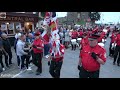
11 65 34 78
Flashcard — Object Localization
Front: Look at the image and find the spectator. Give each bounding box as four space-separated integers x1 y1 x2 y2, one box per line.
1 34 13 66
16 34 28 70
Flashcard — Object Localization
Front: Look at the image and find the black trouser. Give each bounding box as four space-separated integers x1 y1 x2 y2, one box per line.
49 60 63 78
109 42 114 56
17 55 25 69
32 53 42 73
24 55 31 69
114 45 120 65
0 55 4 68
29 50 34 64
64 41 70 49
71 44 76 50
79 66 99 78
3 52 9 67
6 50 12 64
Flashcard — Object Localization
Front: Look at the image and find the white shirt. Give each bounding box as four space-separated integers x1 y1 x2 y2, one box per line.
16 39 27 56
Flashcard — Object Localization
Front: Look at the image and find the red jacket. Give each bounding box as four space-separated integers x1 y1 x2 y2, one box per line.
78 31 83 37
80 44 106 72
33 38 44 53
115 33 120 46
71 31 78 39
110 33 116 43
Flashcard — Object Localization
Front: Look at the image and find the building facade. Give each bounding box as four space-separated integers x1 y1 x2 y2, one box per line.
0 12 40 46
0 12 39 37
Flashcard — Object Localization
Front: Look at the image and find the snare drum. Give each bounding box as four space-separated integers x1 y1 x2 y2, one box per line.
71 39 77 45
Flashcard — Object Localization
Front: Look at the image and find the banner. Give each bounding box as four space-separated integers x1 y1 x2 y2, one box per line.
1 24 7 30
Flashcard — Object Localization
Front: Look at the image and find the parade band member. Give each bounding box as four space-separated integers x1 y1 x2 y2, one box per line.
32 31 44 75
1 34 13 66
78 34 106 78
48 41 65 78
71 28 78 50
109 30 116 57
113 30 120 66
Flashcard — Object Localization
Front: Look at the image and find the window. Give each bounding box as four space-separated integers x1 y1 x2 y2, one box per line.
8 22 15 34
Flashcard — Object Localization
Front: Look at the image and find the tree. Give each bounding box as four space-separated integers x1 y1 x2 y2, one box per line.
88 12 101 25
41 12 46 17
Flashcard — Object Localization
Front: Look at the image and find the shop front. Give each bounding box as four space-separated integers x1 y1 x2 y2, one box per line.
0 12 39 46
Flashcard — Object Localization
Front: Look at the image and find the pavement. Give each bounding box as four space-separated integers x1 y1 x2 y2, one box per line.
0 36 120 78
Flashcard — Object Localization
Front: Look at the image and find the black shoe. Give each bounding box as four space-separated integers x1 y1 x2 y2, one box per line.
36 72 41 75
113 62 115 65
117 63 120 66
6 65 10 68
9 62 13 65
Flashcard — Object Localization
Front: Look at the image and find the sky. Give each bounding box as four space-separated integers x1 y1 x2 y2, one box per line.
56 12 120 24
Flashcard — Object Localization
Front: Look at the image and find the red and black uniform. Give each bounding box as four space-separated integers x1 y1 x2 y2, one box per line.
71 30 78 39
113 32 120 66
78 30 83 38
109 32 116 56
32 36 44 74
49 44 65 78
79 44 106 78
71 30 78 50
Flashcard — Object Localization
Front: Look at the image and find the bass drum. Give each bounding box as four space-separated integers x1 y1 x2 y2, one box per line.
71 39 77 45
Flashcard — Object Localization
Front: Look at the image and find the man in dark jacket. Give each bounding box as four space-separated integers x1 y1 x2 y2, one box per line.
1 33 12 66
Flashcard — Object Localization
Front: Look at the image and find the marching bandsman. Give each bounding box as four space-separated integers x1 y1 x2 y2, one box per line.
78 29 83 38
71 28 78 50
78 34 106 78
109 30 117 57
32 31 44 75
48 40 65 78
113 30 120 66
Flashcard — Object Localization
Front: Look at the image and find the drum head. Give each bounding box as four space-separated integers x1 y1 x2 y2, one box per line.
77 38 82 41
71 39 76 42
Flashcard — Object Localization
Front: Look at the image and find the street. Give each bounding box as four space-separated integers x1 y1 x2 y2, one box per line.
0 36 120 78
